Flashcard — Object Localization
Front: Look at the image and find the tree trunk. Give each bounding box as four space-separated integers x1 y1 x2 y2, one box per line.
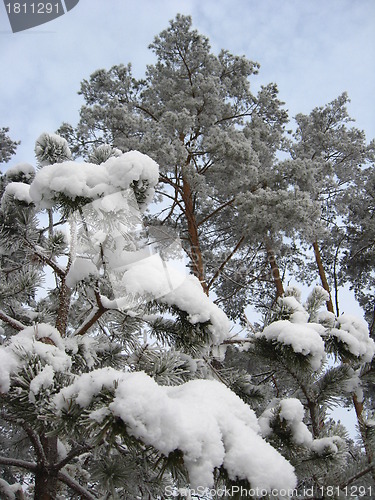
352 393 375 481
55 280 71 336
265 240 284 298
312 240 334 313
34 436 58 500
181 173 208 294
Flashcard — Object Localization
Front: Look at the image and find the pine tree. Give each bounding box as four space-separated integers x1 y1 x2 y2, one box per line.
224 285 375 497
0 133 299 499
57 14 292 315
0 127 19 164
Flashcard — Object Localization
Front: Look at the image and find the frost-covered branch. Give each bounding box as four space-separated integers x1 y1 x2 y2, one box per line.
57 471 97 500
54 444 93 471
25 242 66 279
339 463 375 489
134 104 159 122
0 310 25 331
197 197 235 227
207 235 244 291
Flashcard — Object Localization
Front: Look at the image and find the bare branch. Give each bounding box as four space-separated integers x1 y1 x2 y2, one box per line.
21 423 47 464
207 235 244 291
339 463 375 489
55 444 93 471
197 198 235 227
74 291 108 336
0 456 37 472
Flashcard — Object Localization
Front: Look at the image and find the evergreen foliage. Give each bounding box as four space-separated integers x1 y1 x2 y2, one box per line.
1 14 374 500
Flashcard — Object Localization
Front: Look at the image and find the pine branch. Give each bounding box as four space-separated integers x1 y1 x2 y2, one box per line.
74 291 108 336
133 104 159 122
207 235 244 291
21 423 47 464
57 470 97 500
0 456 37 472
25 242 66 279
54 444 93 471
197 198 235 227
339 463 375 489
0 309 25 331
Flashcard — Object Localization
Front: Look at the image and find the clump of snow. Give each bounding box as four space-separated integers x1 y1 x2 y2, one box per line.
330 315 375 362
54 370 296 491
2 182 33 205
317 310 336 328
54 367 126 409
57 439 68 460
29 364 55 402
0 324 72 395
65 257 99 288
5 162 35 181
0 324 107 397
64 335 99 370
119 259 230 344
310 436 343 456
32 323 65 349
89 407 111 424
343 369 363 401
279 399 313 445
280 295 309 323
259 398 312 446
29 150 159 211
256 320 326 370
162 275 231 345
0 478 23 500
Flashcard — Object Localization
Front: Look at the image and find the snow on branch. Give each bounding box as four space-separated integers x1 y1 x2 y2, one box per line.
0 309 25 331
29 150 159 211
54 369 297 492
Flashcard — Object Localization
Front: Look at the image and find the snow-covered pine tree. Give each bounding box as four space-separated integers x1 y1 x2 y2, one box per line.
225 285 375 497
0 133 299 499
57 14 294 316
285 93 371 313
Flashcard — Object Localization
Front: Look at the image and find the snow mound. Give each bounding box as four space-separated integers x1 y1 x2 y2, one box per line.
2 182 33 205
0 324 71 394
5 162 35 181
162 275 230 345
29 150 159 210
256 320 326 370
331 315 375 362
310 436 343 456
54 369 296 491
0 349 19 393
65 257 100 288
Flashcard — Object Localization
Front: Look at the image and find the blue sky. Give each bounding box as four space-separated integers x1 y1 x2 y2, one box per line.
0 0 374 165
